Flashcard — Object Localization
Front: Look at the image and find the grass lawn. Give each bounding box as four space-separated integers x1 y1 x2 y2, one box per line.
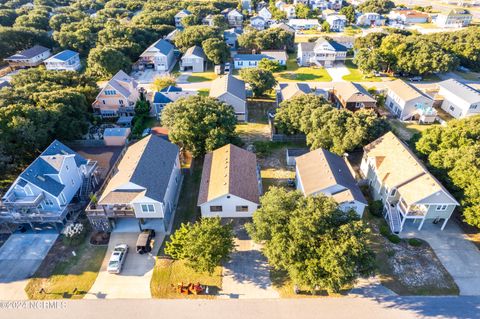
197 88 210 96
453 70 480 81
389 119 439 141
25 235 107 300
342 59 382 82
151 259 222 299
187 72 217 83
275 53 332 82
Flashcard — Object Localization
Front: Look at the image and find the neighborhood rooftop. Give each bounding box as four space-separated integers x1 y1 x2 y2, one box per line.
437 79 480 104
6 45 49 60
209 74 246 101
386 79 431 101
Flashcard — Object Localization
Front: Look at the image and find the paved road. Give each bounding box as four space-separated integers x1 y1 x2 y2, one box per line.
3 296 480 319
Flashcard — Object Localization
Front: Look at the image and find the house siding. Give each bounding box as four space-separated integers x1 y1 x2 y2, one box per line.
200 194 259 218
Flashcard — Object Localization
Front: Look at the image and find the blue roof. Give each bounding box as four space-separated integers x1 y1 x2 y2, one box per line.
233 54 273 61
104 128 130 137
153 39 174 55
153 92 173 104
160 86 182 93
50 50 78 62
330 41 348 52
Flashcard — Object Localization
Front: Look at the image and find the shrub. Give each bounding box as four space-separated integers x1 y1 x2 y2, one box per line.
387 234 401 244
408 238 423 247
379 224 390 237
369 200 383 218
62 222 86 246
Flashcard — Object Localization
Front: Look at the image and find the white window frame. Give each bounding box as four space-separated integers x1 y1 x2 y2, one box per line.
141 204 155 213
436 204 448 211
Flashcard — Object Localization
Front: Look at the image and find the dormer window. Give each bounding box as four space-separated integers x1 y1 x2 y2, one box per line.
390 189 397 196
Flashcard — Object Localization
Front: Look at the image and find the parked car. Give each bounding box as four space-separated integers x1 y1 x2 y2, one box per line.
107 244 128 274
224 63 231 73
136 229 156 254
408 76 422 82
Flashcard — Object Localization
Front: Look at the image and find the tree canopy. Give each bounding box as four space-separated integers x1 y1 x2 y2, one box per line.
174 25 221 52
358 0 395 14
247 187 375 293
202 38 230 65
161 96 238 157
86 46 132 79
165 217 235 274
415 116 480 228
239 69 277 97
238 28 294 51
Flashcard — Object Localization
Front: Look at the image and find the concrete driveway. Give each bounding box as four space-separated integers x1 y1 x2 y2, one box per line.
325 64 350 82
0 232 58 299
401 221 480 295
86 220 164 299
221 224 279 299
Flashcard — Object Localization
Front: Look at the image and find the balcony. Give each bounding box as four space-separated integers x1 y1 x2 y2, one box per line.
397 200 427 218
2 192 45 208
86 204 135 218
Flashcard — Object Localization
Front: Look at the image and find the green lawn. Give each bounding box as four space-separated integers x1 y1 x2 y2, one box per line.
151 259 222 299
197 88 210 96
389 119 439 141
275 53 332 82
342 59 382 82
25 235 107 300
187 72 217 83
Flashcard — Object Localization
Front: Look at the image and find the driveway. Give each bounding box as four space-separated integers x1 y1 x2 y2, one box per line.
85 219 164 299
221 224 279 299
401 221 480 295
325 64 350 82
0 232 58 300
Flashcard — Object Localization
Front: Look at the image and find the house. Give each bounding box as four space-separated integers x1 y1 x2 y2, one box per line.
256 0 267 11
385 79 436 123
224 28 242 48
4 45 51 69
258 7 272 21
275 0 286 9
277 82 312 105
297 37 347 67
309 0 329 10
174 9 191 29
326 14 347 32
138 39 175 72
250 16 267 30
296 148 367 217
202 14 215 26
165 29 180 42
233 54 272 69
435 9 472 28
329 35 354 49
92 70 140 118
388 9 429 24
261 50 288 65
44 50 81 71
356 13 385 26
270 22 296 33
282 4 296 19
86 135 181 232
287 19 321 30
242 0 252 11
293 0 308 5
198 144 261 218
321 9 336 19
0 80 10 89
0 140 98 231
436 79 480 119
360 132 459 233
285 148 309 166
180 45 206 73
210 74 247 121
224 8 243 28
150 86 196 119
331 82 376 111
103 127 130 146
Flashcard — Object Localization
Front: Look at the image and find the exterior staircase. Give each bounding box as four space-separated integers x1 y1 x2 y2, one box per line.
385 203 401 234
79 175 92 200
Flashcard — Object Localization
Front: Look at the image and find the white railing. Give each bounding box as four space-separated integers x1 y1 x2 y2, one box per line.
385 203 401 234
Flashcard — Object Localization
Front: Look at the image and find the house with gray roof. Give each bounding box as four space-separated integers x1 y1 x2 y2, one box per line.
4 45 51 69
86 135 181 232
138 39 175 71
180 45 207 73
175 9 191 29
297 37 347 67
0 140 98 231
44 50 81 71
436 79 480 119
210 74 247 121
224 28 242 48
296 148 367 217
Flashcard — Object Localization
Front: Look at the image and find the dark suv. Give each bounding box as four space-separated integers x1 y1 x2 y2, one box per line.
136 229 156 254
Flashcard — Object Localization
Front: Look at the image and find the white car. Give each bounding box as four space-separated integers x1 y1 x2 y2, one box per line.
107 244 128 274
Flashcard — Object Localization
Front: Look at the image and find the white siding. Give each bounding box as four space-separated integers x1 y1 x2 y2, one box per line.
200 194 259 218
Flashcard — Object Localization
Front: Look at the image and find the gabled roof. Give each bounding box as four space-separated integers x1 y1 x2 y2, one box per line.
99 135 179 204
261 50 288 61
209 74 246 101
296 148 367 204
386 79 431 102
45 50 78 62
175 9 191 17
6 45 50 60
333 82 376 103
17 140 87 196
233 53 273 61
101 70 138 99
280 83 311 101
152 92 173 104
224 28 242 38
198 144 260 205
160 86 182 93
251 15 266 22
437 79 480 105
270 22 295 33
363 132 459 206
142 39 174 56
183 45 206 59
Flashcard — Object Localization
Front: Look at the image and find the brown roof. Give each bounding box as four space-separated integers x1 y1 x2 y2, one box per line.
198 144 260 205
99 190 144 205
392 9 428 19
333 82 376 104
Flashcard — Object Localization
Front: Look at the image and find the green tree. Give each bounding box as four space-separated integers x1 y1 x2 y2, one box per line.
152 75 176 91
237 28 259 50
358 0 395 14
134 99 150 116
258 58 281 72
353 32 386 51
322 20 330 33
239 68 277 97
247 187 375 293
165 217 235 274
0 26 53 61
295 4 310 19
86 46 131 79
415 116 480 228
0 9 18 26
174 25 221 52
13 9 50 30
340 5 356 24
202 38 230 65
211 14 229 30
161 96 238 157
353 48 386 73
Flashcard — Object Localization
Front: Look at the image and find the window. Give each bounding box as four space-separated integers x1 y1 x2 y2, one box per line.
102 100 106 105
119 99 124 105
141 204 155 213
44 198 54 206
71 178 75 186
390 189 397 196
60 193 66 204
236 205 249 212
104 90 116 95
470 104 478 110
449 105 455 112
210 206 223 212
436 204 448 211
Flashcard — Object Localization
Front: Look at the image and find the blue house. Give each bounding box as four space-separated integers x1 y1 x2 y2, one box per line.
150 86 197 119
44 50 81 71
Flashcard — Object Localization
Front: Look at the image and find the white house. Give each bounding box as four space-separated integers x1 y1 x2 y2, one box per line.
150 86 196 119
103 127 130 146
258 7 272 21
250 16 267 30
385 79 436 123
44 50 81 71
287 19 321 30
225 8 243 28
360 132 459 233
138 39 175 71
282 4 296 19
436 79 480 119
356 13 384 26
275 0 286 9
435 9 472 28
297 37 347 67
86 135 181 232
198 144 262 218
4 45 51 69
180 45 206 73
326 14 347 31
388 9 429 24
296 148 367 217
233 51 287 69
1 140 98 230
242 0 252 11
174 9 191 29
210 74 247 121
